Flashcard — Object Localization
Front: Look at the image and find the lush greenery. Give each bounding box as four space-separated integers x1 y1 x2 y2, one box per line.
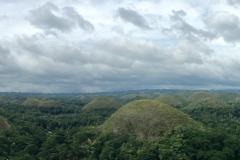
0 90 240 159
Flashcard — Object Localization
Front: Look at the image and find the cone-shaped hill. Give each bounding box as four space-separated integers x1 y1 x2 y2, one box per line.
39 100 61 107
101 99 198 140
120 94 138 100
22 97 41 107
155 95 179 106
172 94 186 104
83 97 122 110
185 97 230 110
0 117 10 132
215 92 239 102
187 92 213 102
0 96 9 105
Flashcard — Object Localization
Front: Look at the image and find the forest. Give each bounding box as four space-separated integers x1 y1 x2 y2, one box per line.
0 90 240 160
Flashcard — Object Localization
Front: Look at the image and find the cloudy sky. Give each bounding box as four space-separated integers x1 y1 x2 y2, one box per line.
0 0 240 93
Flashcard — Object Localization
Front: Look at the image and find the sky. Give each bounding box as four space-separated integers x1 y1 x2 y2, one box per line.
1 0 240 93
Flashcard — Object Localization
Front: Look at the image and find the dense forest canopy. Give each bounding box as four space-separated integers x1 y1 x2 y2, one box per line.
1 89 240 159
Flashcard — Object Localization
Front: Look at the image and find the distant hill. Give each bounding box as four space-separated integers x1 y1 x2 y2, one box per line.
83 97 122 110
0 117 10 132
215 92 239 102
0 96 9 105
22 97 41 107
11 99 22 105
155 95 179 106
39 100 61 107
120 94 138 100
187 92 213 102
172 94 186 104
185 97 230 109
101 99 198 140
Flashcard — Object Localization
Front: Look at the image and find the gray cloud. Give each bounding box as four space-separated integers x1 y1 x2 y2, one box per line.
0 34 240 93
0 15 8 20
163 10 217 41
227 0 240 7
27 2 94 33
63 6 94 32
205 11 240 42
117 7 151 30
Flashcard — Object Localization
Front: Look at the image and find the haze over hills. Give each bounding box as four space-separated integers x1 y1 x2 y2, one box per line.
101 99 199 140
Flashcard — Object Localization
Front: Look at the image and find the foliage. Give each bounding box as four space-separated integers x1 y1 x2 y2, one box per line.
83 97 122 110
187 92 214 102
101 100 198 140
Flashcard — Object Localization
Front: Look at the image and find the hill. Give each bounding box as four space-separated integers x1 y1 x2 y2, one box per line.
120 94 138 100
101 99 198 140
186 92 213 102
172 94 186 103
83 97 122 110
0 117 10 132
39 100 61 107
22 97 41 107
155 95 179 106
0 96 9 105
215 92 239 102
185 97 230 110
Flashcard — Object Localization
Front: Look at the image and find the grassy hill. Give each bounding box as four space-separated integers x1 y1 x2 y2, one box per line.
22 97 41 107
215 92 239 102
155 95 179 106
120 94 138 100
39 100 61 107
185 97 230 110
83 97 122 110
0 96 9 105
172 94 186 103
187 92 213 102
0 117 10 132
101 99 198 140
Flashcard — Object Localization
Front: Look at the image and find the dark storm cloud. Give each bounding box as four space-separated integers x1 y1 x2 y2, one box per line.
117 7 151 30
163 10 217 41
27 2 94 33
205 11 240 42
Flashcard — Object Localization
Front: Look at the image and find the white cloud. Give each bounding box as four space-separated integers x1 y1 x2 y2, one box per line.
0 0 240 92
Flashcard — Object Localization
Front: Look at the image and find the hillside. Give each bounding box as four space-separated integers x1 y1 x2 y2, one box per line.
22 97 41 107
187 92 213 102
155 95 179 106
0 96 9 105
83 97 122 110
39 100 61 107
0 117 10 132
185 97 230 109
215 92 239 102
101 99 198 140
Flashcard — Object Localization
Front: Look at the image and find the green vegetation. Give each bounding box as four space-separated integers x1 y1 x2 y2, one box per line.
155 95 179 106
0 116 9 132
1 90 240 159
0 96 9 105
187 92 213 102
185 97 230 109
39 100 61 107
215 92 239 102
22 97 41 107
83 97 122 110
101 100 198 140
